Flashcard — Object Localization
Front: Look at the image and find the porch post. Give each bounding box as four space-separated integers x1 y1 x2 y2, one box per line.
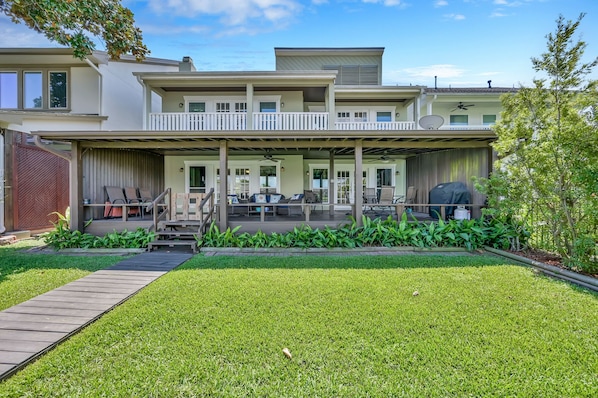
219 140 228 231
329 151 335 215
327 82 335 130
69 140 84 231
354 140 363 226
414 95 421 129
246 83 254 130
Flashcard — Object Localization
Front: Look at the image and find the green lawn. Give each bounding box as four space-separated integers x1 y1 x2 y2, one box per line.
1 254 597 397
0 239 127 311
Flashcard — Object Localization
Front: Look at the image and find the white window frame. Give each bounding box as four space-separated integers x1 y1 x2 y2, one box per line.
183 95 281 113
336 106 397 122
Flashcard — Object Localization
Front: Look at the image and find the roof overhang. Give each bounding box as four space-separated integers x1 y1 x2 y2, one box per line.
31 129 496 157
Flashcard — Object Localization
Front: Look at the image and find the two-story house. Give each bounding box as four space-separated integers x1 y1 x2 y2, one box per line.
0 48 179 234
24 47 512 235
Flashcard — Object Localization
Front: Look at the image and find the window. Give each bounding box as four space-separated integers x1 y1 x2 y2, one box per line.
49 72 67 108
24 72 42 109
354 112 368 122
0 72 17 108
450 115 468 126
260 165 277 192
216 102 230 113
235 102 247 113
483 114 497 125
376 112 392 122
0 70 68 110
189 166 207 193
259 102 276 112
189 102 206 112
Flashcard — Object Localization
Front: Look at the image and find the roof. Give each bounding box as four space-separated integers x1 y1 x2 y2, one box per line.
275 47 385 57
426 87 519 94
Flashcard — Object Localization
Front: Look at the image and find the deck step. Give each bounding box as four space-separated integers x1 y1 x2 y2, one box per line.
157 231 197 239
148 239 198 253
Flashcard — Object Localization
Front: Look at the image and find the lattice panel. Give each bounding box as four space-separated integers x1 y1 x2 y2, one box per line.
13 139 69 230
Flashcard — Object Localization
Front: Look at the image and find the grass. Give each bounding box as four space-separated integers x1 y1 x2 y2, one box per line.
0 238 127 311
1 254 597 397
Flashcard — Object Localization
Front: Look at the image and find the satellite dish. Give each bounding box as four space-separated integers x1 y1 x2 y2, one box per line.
419 115 444 130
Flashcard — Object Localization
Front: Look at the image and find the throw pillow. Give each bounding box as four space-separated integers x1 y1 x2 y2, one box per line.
255 194 267 204
269 194 282 204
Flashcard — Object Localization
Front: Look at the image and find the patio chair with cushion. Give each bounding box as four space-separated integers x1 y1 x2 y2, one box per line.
104 186 134 218
124 187 142 217
277 193 304 216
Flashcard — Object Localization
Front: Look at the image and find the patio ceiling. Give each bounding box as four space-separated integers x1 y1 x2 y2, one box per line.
32 129 495 157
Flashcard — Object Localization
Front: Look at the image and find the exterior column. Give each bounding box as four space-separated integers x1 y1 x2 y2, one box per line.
70 140 83 231
329 151 335 215
414 95 421 129
354 140 363 225
219 140 228 231
327 83 336 130
246 83 254 130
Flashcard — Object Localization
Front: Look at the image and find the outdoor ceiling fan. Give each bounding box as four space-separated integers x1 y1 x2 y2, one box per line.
451 102 475 112
259 153 284 162
369 152 395 163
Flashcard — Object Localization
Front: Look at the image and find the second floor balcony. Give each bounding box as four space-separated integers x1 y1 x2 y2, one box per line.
149 112 425 131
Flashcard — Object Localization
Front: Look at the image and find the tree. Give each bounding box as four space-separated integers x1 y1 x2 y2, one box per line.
1 0 148 60
488 13 598 271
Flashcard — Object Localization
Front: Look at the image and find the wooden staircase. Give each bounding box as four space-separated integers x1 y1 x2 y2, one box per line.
147 190 215 254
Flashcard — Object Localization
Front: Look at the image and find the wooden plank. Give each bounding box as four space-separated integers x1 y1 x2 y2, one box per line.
0 313 95 325
0 351 36 365
0 340 50 353
3 306 103 318
24 299 116 311
0 330 67 343
0 365 15 375
0 321 80 334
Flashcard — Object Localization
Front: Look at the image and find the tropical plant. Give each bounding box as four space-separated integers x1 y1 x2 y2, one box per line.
485 13 598 272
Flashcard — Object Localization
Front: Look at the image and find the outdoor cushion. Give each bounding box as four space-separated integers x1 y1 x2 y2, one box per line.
269 194 282 204
291 193 303 200
255 194 268 204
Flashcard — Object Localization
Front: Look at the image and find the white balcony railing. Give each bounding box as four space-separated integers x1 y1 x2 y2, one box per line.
334 121 416 130
438 125 494 130
149 112 247 131
253 112 329 130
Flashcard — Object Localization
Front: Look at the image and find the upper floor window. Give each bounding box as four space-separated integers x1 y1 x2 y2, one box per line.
450 115 468 126
189 102 206 112
482 114 497 125
376 112 392 122
0 72 17 108
0 70 68 110
259 102 276 112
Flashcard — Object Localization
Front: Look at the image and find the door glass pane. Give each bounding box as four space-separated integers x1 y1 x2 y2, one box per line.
189 166 206 193
49 72 67 108
24 72 42 109
0 72 18 108
260 165 277 193
234 168 250 199
336 170 351 204
311 168 329 203
216 102 230 112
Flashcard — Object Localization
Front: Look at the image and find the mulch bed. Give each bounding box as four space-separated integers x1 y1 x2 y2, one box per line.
508 248 597 278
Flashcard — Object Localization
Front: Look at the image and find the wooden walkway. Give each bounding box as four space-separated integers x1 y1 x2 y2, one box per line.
0 251 192 381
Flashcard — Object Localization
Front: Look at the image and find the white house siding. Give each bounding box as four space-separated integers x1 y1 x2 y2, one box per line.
70 66 100 114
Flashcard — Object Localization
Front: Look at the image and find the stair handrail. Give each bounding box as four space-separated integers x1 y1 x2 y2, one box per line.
196 188 215 238
150 188 171 232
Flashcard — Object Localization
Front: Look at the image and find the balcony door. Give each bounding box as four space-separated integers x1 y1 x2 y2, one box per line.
310 168 329 204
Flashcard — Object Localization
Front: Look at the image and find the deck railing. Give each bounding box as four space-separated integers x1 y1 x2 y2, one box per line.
334 121 416 130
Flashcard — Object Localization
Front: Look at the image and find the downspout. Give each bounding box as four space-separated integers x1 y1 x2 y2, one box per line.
0 129 5 233
84 57 103 116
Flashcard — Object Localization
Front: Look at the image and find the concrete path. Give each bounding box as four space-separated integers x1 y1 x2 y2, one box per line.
0 251 192 381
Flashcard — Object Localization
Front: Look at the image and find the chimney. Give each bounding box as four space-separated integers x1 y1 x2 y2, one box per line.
487 80 492 89
179 56 196 72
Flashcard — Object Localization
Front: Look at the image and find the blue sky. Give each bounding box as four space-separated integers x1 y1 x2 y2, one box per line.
1 0 597 88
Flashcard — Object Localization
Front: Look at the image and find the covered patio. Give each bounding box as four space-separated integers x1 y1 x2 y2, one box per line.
32 128 495 235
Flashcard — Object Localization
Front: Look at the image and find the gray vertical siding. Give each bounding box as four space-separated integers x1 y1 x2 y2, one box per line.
82 149 164 219
406 148 490 217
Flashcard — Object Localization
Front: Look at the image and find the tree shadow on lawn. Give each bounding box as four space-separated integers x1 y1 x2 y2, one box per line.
178 252 514 270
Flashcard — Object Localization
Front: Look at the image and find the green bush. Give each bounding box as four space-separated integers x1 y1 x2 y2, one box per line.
43 212 154 249
197 214 527 251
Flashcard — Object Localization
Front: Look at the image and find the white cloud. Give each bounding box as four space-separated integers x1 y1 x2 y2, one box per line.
434 0 449 7
400 64 467 79
0 16 57 47
362 0 404 6
444 13 466 20
148 0 302 26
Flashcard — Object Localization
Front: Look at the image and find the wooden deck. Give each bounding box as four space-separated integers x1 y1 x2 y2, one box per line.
0 251 192 381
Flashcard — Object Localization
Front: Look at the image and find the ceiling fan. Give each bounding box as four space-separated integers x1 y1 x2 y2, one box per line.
259 153 284 162
451 102 475 112
369 151 395 163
